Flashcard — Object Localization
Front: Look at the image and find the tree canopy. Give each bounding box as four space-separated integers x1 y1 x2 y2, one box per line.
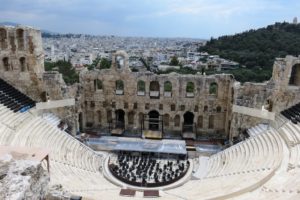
45 60 79 85
170 56 179 66
199 22 300 82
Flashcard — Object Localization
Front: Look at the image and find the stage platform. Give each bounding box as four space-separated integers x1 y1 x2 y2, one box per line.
142 130 162 139
86 136 187 155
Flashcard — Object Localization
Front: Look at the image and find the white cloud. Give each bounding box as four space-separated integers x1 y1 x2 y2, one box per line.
126 0 283 21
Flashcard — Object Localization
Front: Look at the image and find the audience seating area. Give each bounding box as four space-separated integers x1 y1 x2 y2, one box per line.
0 105 116 199
109 152 189 187
247 124 269 137
42 113 68 131
168 127 285 199
0 78 35 113
230 110 300 200
1 79 300 199
281 103 300 124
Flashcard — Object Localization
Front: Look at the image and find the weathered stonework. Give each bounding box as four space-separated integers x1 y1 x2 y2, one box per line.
0 25 79 135
1 26 300 141
230 55 300 138
0 155 49 200
80 51 235 139
0 25 45 100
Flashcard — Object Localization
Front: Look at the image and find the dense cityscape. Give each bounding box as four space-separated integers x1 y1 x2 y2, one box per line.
43 34 239 74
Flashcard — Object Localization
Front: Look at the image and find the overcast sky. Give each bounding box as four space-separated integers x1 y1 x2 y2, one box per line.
1 0 300 38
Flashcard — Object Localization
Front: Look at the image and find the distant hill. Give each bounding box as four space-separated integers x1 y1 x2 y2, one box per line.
199 22 300 82
0 21 57 35
0 22 20 26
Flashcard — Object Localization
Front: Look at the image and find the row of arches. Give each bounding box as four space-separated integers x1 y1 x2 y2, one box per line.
138 81 218 95
1 57 28 71
0 28 25 50
98 109 217 130
92 79 218 96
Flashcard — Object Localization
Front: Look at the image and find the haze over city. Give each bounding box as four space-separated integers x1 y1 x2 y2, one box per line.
1 0 300 38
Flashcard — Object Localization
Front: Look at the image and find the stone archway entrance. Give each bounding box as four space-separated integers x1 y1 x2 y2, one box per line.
289 64 300 86
148 110 159 130
115 109 125 128
183 112 194 132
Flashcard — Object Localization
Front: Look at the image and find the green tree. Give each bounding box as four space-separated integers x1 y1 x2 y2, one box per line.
45 60 79 85
198 22 300 82
100 58 111 69
170 56 179 66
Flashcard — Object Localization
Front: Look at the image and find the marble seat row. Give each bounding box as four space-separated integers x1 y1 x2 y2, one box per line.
230 112 300 200
188 124 286 199
203 129 283 178
0 103 106 173
247 124 268 137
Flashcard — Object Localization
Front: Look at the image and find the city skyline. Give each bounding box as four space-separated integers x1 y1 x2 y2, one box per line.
1 0 300 39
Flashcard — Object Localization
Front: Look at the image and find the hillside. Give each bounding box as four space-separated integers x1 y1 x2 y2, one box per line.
199 22 300 82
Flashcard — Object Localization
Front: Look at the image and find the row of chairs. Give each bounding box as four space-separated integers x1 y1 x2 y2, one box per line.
0 78 35 112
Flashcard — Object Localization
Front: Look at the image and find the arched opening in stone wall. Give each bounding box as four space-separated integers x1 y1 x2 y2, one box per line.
0 28 7 49
115 109 125 128
137 80 145 95
78 112 83 132
216 106 222 113
138 112 144 124
97 110 101 124
2 57 9 71
116 55 125 69
164 81 172 96
266 99 273 112
183 112 194 132
10 36 16 53
128 111 135 125
163 114 170 127
107 110 112 123
171 104 176 111
186 82 195 97
115 80 124 95
209 115 214 129
94 79 103 91
174 115 180 127
184 112 194 125
150 81 160 98
16 29 24 50
204 105 208 112
28 36 34 54
148 110 159 130
289 64 300 86
86 111 94 127
209 82 218 95
19 57 26 72
197 116 203 128
40 91 49 102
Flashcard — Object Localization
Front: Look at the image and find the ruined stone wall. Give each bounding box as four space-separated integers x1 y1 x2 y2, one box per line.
268 56 300 113
80 51 235 138
0 26 79 135
0 25 45 100
41 72 79 135
229 82 270 138
230 55 300 139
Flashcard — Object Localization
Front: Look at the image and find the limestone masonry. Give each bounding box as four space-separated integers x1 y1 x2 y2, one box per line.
0 25 300 140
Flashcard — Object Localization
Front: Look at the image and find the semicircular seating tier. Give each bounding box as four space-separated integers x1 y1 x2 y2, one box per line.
1 82 300 200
